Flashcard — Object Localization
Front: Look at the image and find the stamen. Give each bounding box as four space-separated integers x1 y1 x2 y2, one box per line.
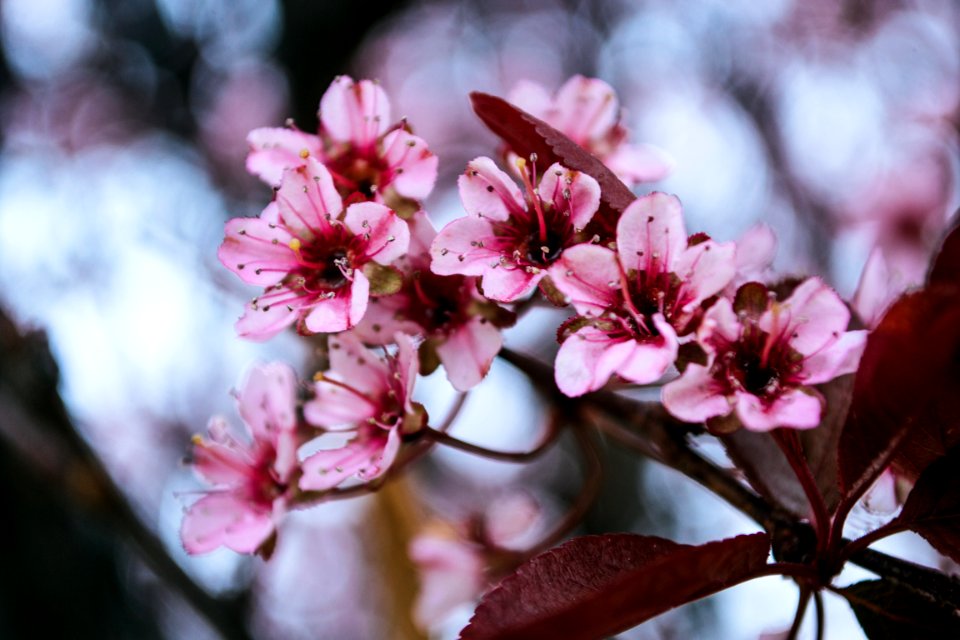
515 157 548 244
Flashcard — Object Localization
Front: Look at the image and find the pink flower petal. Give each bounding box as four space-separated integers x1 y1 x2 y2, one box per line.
803 329 867 384
735 388 823 432
319 76 390 149
481 265 539 302
180 493 274 555
237 362 298 441
734 223 777 282
328 331 392 393
766 277 850 355
430 216 499 276
352 295 420 344
304 381 378 429
551 75 618 145
407 211 439 255
299 436 384 491
457 156 525 222
672 240 737 306
381 129 438 200
616 192 687 274
394 332 421 408
549 244 621 315
235 297 301 341
698 298 742 350
436 317 503 391
275 158 343 237
218 216 297 286
662 363 732 423
506 79 553 120
602 143 674 184
192 437 252 487
410 536 485 627
343 201 410 265
555 327 632 397
536 162 600 230
245 127 324 187
302 271 370 333
613 314 679 384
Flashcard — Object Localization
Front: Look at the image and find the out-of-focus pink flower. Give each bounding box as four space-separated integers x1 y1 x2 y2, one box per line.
409 492 542 629
663 278 867 431
181 363 300 555
299 332 425 491
247 75 438 204
410 532 486 628
852 246 915 329
508 75 672 185
357 213 512 390
218 158 410 340
731 223 777 289
430 156 600 302
550 192 736 397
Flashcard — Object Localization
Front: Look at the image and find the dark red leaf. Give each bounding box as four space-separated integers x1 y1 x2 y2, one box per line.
723 375 851 518
459 532 770 640
838 287 960 508
469 92 636 226
927 221 960 286
840 579 960 639
894 445 960 563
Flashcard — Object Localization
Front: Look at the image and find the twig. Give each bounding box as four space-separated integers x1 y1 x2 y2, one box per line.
787 587 811 640
497 347 960 611
0 313 253 640
423 410 561 462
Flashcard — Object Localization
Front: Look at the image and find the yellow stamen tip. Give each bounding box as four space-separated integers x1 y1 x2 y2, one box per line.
313 371 325 382
288 238 302 251
515 157 527 171
299 148 310 159
191 434 204 445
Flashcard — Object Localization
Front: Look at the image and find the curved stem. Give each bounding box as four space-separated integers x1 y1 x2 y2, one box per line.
435 391 469 434
524 423 603 557
787 587 811 640
754 562 821 582
423 416 560 463
772 429 831 554
837 519 908 565
813 589 825 640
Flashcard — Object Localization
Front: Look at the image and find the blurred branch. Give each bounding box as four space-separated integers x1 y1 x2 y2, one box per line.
725 76 836 273
0 309 253 640
498 347 960 609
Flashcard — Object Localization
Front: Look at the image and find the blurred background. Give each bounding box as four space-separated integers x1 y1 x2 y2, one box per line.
0 0 958 638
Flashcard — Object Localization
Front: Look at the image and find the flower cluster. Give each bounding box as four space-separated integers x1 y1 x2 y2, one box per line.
184 73 868 571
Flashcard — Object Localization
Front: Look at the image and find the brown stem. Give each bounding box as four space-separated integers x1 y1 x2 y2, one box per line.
423 409 561 462
524 422 604 557
813 589 825 640
497 347 960 611
787 588 812 640
837 520 909 565
772 429 831 554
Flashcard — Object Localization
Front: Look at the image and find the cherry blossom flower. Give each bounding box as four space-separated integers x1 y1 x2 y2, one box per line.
181 363 300 555
663 278 868 431
247 75 438 204
298 332 426 491
430 156 601 302
550 192 736 397
409 492 542 628
507 75 672 185
357 213 513 390
730 223 777 291
219 157 410 340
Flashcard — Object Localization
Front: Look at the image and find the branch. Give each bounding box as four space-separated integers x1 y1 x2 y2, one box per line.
498 347 960 609
0 310 253 640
